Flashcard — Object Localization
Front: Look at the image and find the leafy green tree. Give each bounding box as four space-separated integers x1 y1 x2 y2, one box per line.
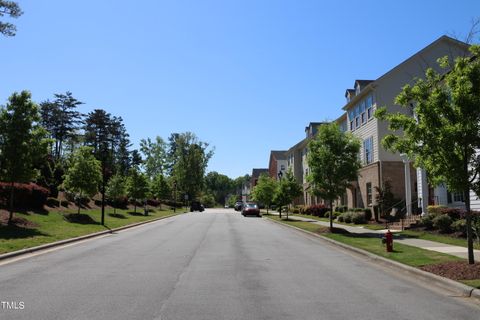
200 193 216 208
150 174 170 209
205 171 234 205
273 170 302 219
0 1 22 37
140 136 167 180
375 45 480 264
0 91 50 224
169 132 214 201
251 173 277 213
307 123 361 229
106 174 126 214
63 147 102 214
126 168 149 213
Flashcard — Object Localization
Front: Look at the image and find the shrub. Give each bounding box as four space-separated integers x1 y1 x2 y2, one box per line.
0 182 49 209
451 219 467 236
364 208 372 221
352 212 366 224
420 214 435 229
432 214 453 233
336 206 348 213
292 207 300 214
304 204 330 217
94 199 102 206
60 200 69 207
438 207 464 221
147 199 161 207
46 197 60 207
342 212 353 223
353 208 364 212
427 205 447 215
337 215 344 222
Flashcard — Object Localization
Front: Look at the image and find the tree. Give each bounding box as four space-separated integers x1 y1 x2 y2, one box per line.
150 174 170 209
84 109 116 225
40 92 84 160
0 1 22 37
140 136 167 180
0 91 50 224
273 170 302 219
106 174 126 214
205 171 234 205
169 132 214 201
375 45 480 264
126 168 149 213
251 173 277 214
307 123 361 229
63 147 102 214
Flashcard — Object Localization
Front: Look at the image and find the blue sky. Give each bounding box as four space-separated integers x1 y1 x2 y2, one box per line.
1 0 478 178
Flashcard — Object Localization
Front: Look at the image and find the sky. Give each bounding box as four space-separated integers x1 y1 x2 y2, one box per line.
1 0 479 179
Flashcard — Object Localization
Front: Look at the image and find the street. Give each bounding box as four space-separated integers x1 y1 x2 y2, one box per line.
0 209 478 320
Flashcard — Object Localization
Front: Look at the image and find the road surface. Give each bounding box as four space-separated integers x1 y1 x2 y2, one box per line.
0 208 478 320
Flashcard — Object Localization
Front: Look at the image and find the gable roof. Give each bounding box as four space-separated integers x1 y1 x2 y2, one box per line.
270 150 287 161
251 168 268 178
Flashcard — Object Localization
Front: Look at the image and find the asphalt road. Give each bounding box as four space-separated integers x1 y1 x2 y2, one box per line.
0 209 479 320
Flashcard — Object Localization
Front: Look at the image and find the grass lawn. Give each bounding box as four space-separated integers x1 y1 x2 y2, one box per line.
460 279 480 289
399 230 480 250
268 216 461 268
292 214 386 230
0 206 178 254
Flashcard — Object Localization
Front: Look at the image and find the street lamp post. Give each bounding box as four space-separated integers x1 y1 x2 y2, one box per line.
278 171 283 180
400 154 412 216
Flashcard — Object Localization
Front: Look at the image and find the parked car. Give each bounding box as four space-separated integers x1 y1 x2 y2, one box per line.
190 201 205 212
234 201 244 211
242 202 260 217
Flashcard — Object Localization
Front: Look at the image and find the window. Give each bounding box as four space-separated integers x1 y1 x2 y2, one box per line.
367 107 372 119
350 120 354 131
280 164 285 171
355 116 359 128
361 112 366 124
366 182 372 206
363 137 373 164
453 192 464 202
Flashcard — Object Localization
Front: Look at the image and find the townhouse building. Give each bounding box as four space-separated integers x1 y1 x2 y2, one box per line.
268 151 287 181
338 35 469 213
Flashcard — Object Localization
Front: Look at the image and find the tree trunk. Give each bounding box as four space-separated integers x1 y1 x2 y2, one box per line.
465 188 475 264
279 206 282 219
101 163 106 226
329 199 333 230
134 202 137 213
8 181 15 225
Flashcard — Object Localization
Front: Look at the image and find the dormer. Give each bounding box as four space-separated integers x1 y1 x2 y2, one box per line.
345 89 355 103
354 80 374 95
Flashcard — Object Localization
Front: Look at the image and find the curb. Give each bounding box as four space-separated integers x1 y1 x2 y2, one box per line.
265 217 480 302
0 213 180 262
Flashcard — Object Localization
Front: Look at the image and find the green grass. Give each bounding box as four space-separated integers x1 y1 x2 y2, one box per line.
460 279 480 289
292 214 386 230
399 230 480 250
0 207 178 254
268 216 461 267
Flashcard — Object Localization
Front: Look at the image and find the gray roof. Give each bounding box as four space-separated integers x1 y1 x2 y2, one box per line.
270 150 287 160
251 168 268 178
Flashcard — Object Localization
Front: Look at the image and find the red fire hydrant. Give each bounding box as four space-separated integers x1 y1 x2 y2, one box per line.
385 230 393 252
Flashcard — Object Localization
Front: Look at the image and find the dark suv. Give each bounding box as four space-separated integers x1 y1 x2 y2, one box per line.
190 201 205 212
234 201 244 211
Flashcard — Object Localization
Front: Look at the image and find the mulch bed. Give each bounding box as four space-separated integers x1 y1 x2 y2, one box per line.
0 211 38 228
420 261 480 280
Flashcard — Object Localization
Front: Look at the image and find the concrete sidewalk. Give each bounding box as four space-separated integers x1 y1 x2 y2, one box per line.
266 212 480 260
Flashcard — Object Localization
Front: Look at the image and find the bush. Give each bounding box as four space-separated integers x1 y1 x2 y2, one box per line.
342 212 353 223
452 219 467 236
292 207 300 214
46 197 60 207
364 208 372 221
432 214 453 233
94 199 102 206
353 208 364 212
337 215 344 222
147 199 161 207
420 214 435 229
64 192 89 206
60 200 69 207
304 204 330 217
336 206 348 213
352 212 366 224
0 182 49 209
427 205 447 215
